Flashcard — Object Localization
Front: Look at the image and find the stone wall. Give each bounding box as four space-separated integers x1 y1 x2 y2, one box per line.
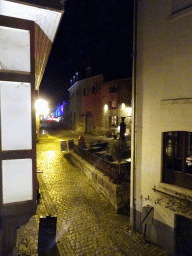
70 152 130 213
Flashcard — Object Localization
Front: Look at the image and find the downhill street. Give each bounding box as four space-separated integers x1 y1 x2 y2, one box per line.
18 130 168 256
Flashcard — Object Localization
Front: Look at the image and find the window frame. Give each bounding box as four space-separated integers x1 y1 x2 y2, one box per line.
162 131 192 190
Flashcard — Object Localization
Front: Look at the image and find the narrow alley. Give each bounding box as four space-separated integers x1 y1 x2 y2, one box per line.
18 131 168 256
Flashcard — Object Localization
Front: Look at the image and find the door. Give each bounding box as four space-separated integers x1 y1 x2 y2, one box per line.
86 112 92 133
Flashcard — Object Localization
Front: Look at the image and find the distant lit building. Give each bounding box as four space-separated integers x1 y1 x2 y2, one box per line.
68 70 132 135
54 101 67 117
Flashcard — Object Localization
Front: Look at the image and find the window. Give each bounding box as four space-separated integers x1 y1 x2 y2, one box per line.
92 85 96 94
109 87 117 93
83 88 86 96
162 131 192 189
172 0 192 13
109 101 117 109
110 116 118 127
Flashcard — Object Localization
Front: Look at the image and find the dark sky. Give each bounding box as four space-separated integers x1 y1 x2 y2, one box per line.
40 0 134 106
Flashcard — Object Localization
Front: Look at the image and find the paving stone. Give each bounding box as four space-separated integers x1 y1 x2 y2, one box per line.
17 131 168 256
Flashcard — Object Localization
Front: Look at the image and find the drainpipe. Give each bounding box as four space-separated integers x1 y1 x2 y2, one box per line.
131 0 137 230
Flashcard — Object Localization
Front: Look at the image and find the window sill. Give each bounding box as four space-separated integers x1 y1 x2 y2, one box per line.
168 6 192 22
159 183 192 200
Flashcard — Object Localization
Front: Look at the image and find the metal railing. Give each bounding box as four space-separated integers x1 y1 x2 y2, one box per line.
73 144 130 184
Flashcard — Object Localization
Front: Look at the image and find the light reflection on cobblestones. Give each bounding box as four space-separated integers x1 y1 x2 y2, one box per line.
18 132 168 256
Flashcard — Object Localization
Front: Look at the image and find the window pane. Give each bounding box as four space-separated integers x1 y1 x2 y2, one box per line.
163 131 192 188
0 26 30 72
1 81 32 150
111 116 117 126
2 159 33 204
109 87 116 93
164 132 182 172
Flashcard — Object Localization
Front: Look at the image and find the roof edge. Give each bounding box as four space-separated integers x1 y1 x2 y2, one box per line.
6 0 65 12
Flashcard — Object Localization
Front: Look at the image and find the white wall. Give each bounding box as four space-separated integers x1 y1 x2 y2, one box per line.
133 0 192 253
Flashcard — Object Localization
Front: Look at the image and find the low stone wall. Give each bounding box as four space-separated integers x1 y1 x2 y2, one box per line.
70 152 130 212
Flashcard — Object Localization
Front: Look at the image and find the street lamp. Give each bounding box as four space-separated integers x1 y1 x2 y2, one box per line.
36 99 49 115
35 99 49 140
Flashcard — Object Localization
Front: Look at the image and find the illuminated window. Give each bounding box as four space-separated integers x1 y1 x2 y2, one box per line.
110 116 118 127
162 131 192 189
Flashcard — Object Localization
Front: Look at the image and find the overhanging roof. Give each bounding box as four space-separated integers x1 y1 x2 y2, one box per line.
0 0 65 89
9 0 65 11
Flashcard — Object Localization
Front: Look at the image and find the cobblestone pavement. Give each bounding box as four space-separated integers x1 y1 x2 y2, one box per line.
18 130 169 256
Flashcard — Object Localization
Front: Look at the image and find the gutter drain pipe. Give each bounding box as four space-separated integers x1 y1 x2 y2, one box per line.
131 0 137 230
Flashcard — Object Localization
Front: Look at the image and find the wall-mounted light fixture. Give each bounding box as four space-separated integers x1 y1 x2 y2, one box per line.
104 104 108 111
126 107 132 117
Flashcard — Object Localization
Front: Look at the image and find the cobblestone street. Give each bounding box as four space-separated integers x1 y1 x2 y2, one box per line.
18 131 169 256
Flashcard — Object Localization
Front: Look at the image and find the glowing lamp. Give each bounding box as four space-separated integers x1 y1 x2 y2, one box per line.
104 104 108 111
36 99 49 115
126 107 132 117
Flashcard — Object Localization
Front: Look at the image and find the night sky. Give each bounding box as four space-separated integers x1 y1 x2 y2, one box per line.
40 0 134 106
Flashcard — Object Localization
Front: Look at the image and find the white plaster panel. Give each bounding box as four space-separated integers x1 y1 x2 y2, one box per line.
2 159 33 204
0 81 32 150
0 26 30 72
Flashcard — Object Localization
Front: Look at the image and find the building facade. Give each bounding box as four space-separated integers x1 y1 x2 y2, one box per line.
68 73 132 135
131 1 192 255
0 0 64 254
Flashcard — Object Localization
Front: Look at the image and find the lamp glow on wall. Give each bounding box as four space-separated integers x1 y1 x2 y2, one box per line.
122 103 125 109
104 104 108 112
